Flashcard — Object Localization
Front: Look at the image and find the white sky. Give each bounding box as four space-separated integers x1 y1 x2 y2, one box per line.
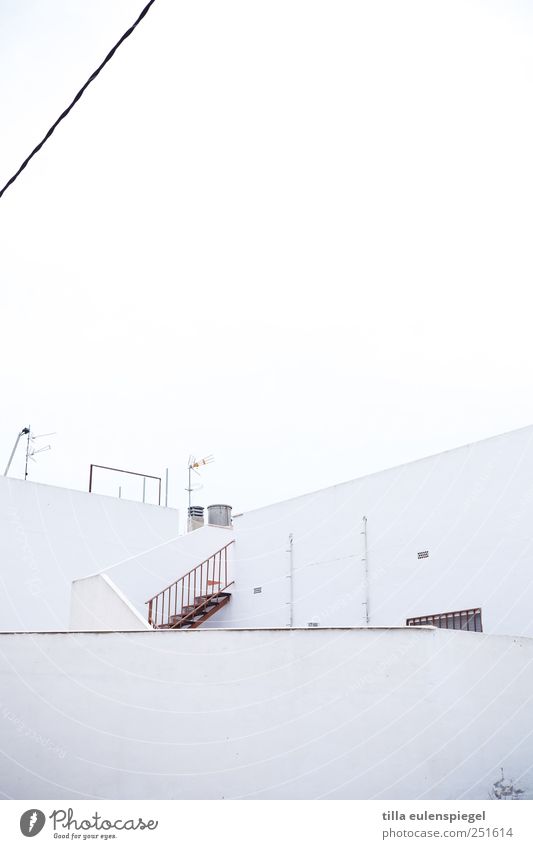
1 0 533 517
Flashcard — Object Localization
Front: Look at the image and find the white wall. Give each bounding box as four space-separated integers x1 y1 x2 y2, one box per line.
208 425 533 637
0 476 179 631
0 627 531 800
70 575 151 631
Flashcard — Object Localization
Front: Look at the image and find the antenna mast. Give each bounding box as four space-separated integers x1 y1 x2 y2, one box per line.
186 454 214 512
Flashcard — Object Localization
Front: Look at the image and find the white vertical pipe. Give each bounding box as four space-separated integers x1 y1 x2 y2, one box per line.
362 515 369 624
287 533 294 627
142 477 146 503
164 468 169 507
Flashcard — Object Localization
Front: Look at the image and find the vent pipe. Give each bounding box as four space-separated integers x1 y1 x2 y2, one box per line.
187 505 204 532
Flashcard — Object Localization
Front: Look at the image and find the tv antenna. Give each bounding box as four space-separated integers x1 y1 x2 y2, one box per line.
4 425 55 479
25 429 55 480
186 455 214 512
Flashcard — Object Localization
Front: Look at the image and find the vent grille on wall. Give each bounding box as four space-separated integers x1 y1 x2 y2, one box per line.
253 587 262 594
308 622 319 628
417 550 429 559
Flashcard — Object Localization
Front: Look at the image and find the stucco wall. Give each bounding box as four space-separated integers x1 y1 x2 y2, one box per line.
0 476 179 631
0 627 530 800
208 425 533 636
70 575 151 631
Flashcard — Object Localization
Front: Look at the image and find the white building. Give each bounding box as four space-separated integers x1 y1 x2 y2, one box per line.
71 423 533 637
1 425 533 799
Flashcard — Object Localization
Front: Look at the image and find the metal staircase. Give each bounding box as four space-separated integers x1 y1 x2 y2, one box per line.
146 541 234 629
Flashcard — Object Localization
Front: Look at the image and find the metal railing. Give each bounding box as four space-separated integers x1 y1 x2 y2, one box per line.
406 607 482 632
146 541 234 628
89 463 162 504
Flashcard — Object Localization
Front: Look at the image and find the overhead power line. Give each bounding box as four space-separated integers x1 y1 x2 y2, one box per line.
0 0 157 200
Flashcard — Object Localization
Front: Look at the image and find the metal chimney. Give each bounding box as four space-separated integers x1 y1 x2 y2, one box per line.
207 504 232 528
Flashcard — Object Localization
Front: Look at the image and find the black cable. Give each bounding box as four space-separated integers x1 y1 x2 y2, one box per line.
0 0 157 200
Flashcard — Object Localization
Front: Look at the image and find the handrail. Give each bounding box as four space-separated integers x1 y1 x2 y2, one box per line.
145 543 234 598
145 540 234 628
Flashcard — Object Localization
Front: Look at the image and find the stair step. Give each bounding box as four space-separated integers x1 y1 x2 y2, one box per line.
181 602 216 615
169 606 217 624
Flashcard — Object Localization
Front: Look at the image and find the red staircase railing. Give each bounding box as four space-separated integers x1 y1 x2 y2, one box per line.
146 541 234 628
